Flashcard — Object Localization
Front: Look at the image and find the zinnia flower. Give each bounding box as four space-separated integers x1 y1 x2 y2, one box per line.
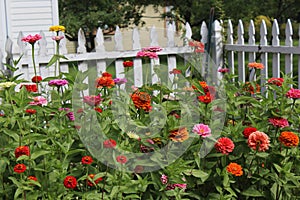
268 78 284 86
286 88 300 99
248 62 264 69
20 84 38 93
25 109 36 115
192 123 211 138
279 131 299 147
0 82 17 89
103 139 117 148
247 131 270 151
214 137 235 155
243 127 257 138
226 162 243 176
218 68 230 73
81 156 93 165
136 51 158 59
28 176 38 182
48 79 68 87
63 176 77 189
243 82 260 94
166 183 187 190
14 164 26 173
269 117 289 128
169 68 182 74
59 108 75 121
87 174 103 186
15 146 30 158
160 174 168 184
49 25 66 32
21 34 42 44
116 155 127 164
29 96 47 106
127 131 140 140
169 127 189 142
188 40 204 53
52 36 64 41
95 72 115 88
123 60 133 67
31 76 42 83
113 78 127 85
142 46 162 52
94 107 102 113
134 165 144 173
131 91 152 112
83 95 102 106
197 94 213 104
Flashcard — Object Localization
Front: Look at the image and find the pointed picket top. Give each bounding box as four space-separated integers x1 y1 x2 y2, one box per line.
227 20 233 44
248 20 255 45
150 26 158 46
167 23 175 47
260 20 267 46
237 20 244 44
200 21 208 44
95 27 105 52
285 19 293 46
185 22 192 41
132 27 141 50
0 48 3 70
5 37 13 57
38 31 47 56
77 28 87 53
59 32 68 54
271 19 280 46
114 26 123 50
17 31 26 55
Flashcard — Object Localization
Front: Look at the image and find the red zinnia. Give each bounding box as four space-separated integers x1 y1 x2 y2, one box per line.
81 156 93 165
123 60 133 67
94 107 103 113
14 164 26 173
103 139 117 148
198 94 213 104
25 109 36 115
87 174 103 186
28 176 38 182
243 127 257 138
169 68 182 74
31 76 42 83
268 78 284 86
15 146 30 158
20 84 38 93
63 176 77 189
116 155 127 164
214 137 235 155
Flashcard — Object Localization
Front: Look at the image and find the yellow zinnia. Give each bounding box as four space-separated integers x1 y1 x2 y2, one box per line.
49 25 65 32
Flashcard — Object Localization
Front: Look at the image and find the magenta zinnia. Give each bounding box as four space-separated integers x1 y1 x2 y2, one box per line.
192 123 211 138
269 117 289 128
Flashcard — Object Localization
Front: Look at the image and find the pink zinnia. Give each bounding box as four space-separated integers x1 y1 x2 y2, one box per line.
218 68 229 73
214 137 235 155
160 174 168 184
29 96 47 106
52 36 64 41
247 131 270 152
136 51 158 59
286 88 300 99
48 79 68 87
269 117 289 128
142 46 162 52
83 95 102 106
192 123 211 138
113 78 127 85
21 34 42 44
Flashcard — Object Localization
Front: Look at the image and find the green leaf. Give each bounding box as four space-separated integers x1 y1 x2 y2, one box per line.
183 169 210 182
0 157 9 173
31 150 51 160
47 54 68 67
241 186 264 197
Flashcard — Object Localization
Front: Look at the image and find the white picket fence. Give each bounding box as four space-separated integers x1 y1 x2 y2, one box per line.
1 18 300 89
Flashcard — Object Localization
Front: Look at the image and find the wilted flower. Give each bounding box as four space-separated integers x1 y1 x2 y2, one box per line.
166 183 187 190
169 127 189 142
243 82 260 94
63 176 77 189
214 137 235 155
247 131 270 152
279 131 299 147
192 123 211 138
226 162 243 176
59 108 75 121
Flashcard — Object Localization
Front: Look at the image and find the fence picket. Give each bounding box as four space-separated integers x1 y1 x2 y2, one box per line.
237 20 245 82
260 20 268 93
77 28 87 54
38 31 47 56
227 20 234 76
150 26 159 47
248 20 256 81
132 27 141 50
133 58 143 87
114 26 123 51
167 23 175 47
298 24 300 88
285 19 293 77
95 27 105 52
271 19 280 78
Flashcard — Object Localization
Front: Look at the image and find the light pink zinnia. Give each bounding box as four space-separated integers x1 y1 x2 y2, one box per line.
192 123 211 138
136 51 158 59
268 117 289 128
286 88 300 99
214 137 235 155
247 131 270 152
29 96 47 106
83 95 102 106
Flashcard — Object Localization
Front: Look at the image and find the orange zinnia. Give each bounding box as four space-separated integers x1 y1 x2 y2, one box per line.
169 127 189 142
226 162 243 176
279 131 299 147
95 72 115 88
248 62 264 69
131 91 152 112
